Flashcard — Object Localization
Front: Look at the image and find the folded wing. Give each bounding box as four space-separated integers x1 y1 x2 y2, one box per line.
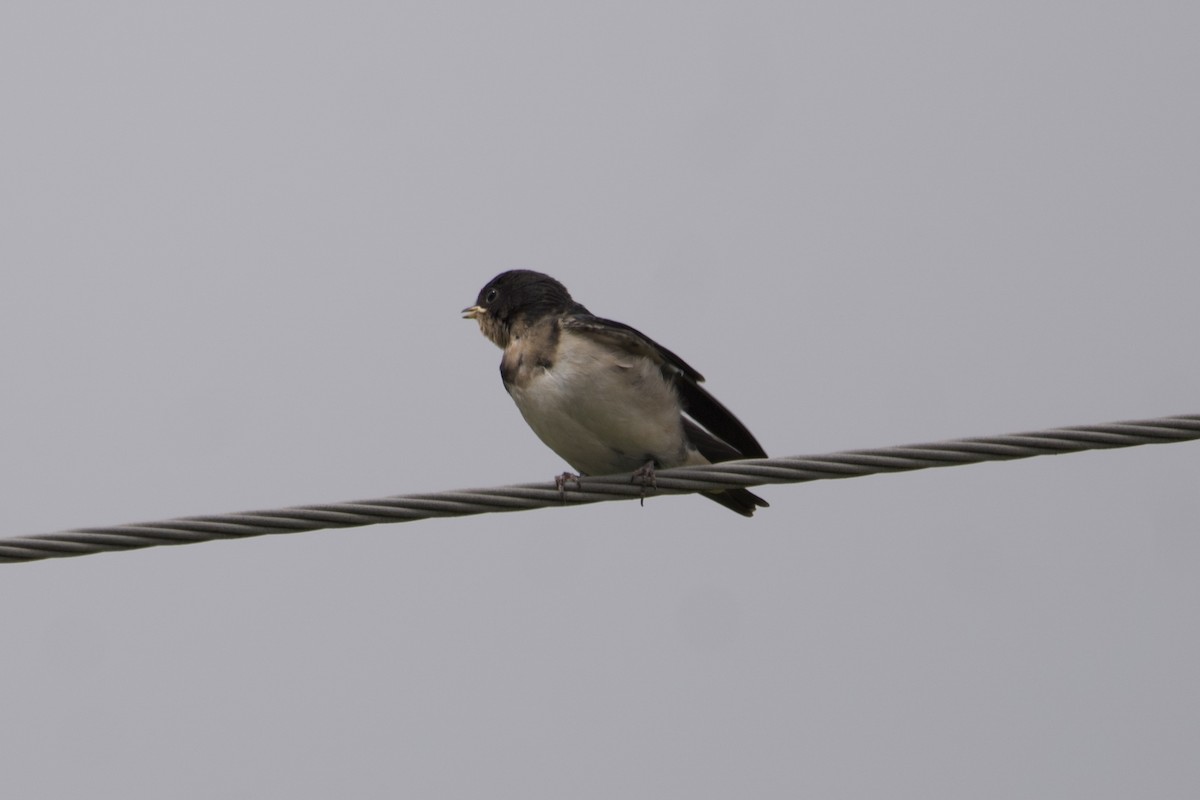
561 314 767 460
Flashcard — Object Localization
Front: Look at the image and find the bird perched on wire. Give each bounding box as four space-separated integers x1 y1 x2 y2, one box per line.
463 270 768 516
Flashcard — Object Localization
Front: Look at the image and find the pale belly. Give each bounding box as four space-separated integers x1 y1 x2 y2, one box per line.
505 337 698 476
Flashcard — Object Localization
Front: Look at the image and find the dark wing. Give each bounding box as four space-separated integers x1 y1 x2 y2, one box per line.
562 314 767 459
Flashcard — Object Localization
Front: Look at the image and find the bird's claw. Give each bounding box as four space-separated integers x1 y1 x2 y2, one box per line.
631 461 657 507
555 472 580 503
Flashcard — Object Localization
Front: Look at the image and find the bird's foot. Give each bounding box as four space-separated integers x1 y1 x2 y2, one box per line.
555 472 580 503
631 460 658 507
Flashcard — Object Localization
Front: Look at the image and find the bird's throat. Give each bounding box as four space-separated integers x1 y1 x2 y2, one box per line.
478 315 511 349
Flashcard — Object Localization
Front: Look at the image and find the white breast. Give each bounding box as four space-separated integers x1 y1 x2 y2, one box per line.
506 330 695 476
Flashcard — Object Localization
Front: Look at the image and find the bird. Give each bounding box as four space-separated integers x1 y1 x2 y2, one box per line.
462 270 769 516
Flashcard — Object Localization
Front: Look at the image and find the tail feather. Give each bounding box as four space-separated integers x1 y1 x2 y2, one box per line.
702 487 769 517
682 419 769 517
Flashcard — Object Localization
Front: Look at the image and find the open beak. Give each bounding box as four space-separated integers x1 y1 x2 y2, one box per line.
462 305 485 320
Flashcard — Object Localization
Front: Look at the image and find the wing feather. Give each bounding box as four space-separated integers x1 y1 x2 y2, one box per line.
562 314 767 459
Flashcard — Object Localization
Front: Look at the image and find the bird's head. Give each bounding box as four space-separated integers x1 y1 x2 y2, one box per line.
462 270 580 347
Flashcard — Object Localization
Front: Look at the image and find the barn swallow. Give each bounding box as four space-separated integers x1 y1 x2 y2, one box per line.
463 270 768 516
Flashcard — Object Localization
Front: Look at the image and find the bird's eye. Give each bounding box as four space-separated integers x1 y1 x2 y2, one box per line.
485 289 498 304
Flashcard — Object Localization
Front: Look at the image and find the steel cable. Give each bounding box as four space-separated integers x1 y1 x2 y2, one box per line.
3 413 1197 564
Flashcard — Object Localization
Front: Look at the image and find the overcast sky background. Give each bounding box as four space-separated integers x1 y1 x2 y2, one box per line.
2 2 1198 798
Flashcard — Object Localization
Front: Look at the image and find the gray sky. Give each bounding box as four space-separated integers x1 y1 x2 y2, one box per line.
3 2 1198 797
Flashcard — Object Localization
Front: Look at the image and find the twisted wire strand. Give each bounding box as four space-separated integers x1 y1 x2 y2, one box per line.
3 414 1197 564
